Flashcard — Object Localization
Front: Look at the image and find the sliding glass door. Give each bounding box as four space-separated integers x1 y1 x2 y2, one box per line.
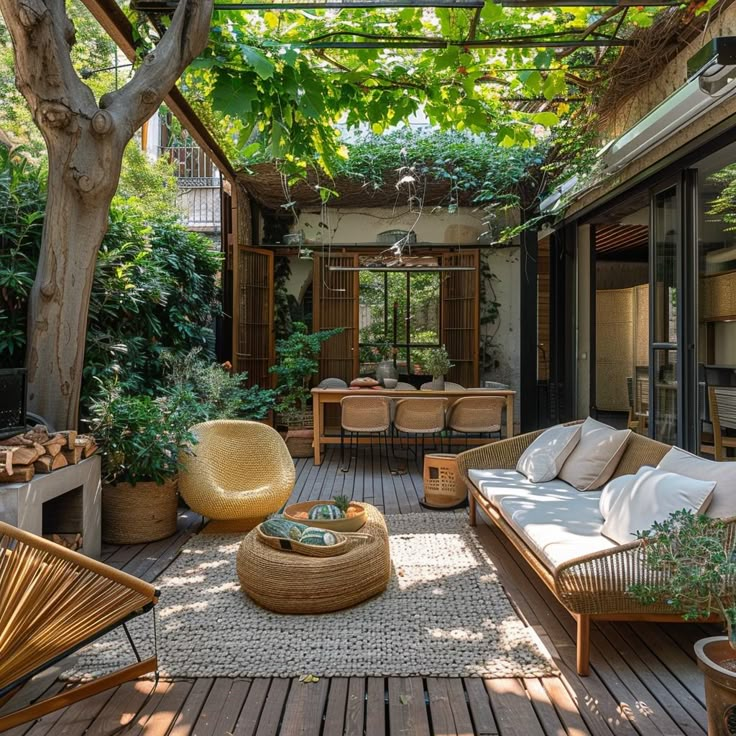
649 174 697 449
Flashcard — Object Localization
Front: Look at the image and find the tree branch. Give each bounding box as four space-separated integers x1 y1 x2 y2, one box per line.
0 0 97 137
104 0 213 137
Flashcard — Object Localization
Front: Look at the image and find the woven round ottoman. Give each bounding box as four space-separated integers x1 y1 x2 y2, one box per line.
236 504 390 614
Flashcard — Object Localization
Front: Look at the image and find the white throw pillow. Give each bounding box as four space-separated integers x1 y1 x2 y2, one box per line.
516 424 582 483
657 446 736 519
558 417 632 491
598 473 639 519
601 467 715 545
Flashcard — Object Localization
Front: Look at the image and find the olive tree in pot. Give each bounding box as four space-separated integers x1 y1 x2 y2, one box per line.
630 510 736 736
269 323 343 457
88 382 198 545
424 346 453 390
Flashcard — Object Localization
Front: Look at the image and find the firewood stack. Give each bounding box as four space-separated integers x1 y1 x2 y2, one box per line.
45 533 83 551
0 426 97 483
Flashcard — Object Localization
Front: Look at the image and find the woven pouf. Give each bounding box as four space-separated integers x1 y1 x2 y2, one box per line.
236 504 390 614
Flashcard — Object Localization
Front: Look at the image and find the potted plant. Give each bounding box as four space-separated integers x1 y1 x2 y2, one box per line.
630 509 736 735
269 322 343 456
88 381 199 544
423 346 454 390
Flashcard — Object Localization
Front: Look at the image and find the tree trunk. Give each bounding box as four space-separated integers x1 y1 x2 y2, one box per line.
0 0 213 431
26 147 118 429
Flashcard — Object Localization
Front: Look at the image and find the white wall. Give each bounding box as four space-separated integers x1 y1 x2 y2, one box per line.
294 205 492 245
283 206 521 396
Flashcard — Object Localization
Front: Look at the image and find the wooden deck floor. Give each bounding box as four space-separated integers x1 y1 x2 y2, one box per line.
3 446 715 736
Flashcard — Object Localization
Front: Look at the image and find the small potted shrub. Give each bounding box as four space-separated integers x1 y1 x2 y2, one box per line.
630 510 736 735
423 346 453 390
269 322 343 456
88 382 198 544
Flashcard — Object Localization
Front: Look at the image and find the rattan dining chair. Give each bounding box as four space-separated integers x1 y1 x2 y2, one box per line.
179 420 296 532
446 395 505 447
709 386 736 461
340 396 394 472
0 522 158 731
394 382 417 390
393 397 448 461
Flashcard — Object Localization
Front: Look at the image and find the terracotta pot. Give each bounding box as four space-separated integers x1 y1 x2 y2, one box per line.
695 636 736 736
102 478 178 544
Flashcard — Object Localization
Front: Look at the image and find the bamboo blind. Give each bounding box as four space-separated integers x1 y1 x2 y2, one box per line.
701 270 736 322
441 250 480 387
313 253 360 382
237 247 274 387
596 288 634 412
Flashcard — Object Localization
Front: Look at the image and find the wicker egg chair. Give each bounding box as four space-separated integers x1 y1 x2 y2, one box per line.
179 420 296 531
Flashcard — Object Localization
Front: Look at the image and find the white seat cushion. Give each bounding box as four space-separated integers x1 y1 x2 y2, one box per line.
468 468 617 571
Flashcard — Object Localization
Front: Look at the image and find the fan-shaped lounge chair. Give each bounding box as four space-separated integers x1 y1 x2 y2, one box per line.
0 522 158 731
179 420 296 532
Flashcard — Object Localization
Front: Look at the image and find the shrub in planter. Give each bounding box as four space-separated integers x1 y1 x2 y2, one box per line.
88 382 198 544
630 510 736 735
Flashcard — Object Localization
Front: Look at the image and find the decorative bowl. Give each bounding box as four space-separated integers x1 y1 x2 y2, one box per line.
284 500 368 532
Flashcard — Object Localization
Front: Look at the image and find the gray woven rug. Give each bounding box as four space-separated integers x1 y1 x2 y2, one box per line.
66 512 555 679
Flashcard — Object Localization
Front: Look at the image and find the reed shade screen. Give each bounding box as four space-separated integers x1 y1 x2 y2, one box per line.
0 521 157 699
441 250 480 388
701 271 736 321
595 288 634 412
237 246 274 387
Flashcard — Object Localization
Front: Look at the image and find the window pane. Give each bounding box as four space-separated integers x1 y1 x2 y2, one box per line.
409 272 440 344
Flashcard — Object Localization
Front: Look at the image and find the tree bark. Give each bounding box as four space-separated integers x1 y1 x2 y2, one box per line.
0 0 213 429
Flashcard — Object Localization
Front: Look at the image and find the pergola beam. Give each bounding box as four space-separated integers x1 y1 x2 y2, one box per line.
133 0 485 8
305 38 633 48
500 0 677 6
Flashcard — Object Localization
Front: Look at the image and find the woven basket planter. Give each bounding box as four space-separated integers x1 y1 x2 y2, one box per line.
102 478 178 545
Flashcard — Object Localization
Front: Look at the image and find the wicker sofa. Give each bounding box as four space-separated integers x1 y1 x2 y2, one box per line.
455 428 704 676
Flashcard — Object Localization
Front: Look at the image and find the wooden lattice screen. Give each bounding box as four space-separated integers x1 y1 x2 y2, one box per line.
441 250 480 387
236 246 274 387
313 253 359 382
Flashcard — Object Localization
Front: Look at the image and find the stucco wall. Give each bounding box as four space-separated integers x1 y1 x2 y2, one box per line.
294 205 491 245
567 2 736 218
283 206 521 398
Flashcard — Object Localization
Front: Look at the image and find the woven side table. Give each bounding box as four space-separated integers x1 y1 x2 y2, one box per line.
421 453 467 509
236 503 390 614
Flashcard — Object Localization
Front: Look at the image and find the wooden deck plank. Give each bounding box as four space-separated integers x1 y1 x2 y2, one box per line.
388 677 430 736
427 678 458 736
232 679 271 736
132 680 192 736
364 678 385 736
254 679 290 736
343 677 368 736
523 679 568 736
83 680 156 736
188 677 234 736
322 678 348 736
463 678 499 736
279 678 329 736
445 679 476 736
540 677 593 736
484 678 545 736
208 679 252 736
597 623 706 736
26 688 117 736
168 677 214 736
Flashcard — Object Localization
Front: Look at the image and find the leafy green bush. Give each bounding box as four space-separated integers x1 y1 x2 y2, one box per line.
164 349 278 421
0 147 223 409
0 146 45 363
88 380 199 486
270 322 344 420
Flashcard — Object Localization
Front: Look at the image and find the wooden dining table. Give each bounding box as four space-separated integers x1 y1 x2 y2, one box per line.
310 387 516 465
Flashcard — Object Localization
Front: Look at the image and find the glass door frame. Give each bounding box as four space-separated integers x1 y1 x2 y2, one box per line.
647 171 698 451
